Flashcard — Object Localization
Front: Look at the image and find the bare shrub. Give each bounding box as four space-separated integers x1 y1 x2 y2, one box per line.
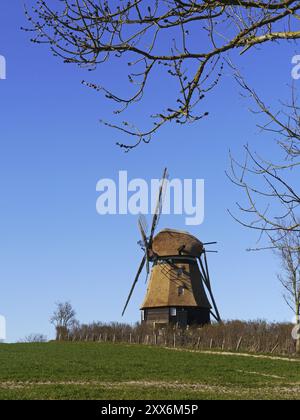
19 334 48 343
67 320 297 356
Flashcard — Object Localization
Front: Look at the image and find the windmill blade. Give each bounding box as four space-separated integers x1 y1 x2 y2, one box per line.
149 168 169 246
138 216 148 249
139 214 148 236
210 310 220 322
145 269 150 284
202 252 222 323
138 216 150 275
122 255 146 316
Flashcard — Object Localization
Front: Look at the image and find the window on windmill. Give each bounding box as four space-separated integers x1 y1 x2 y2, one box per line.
170 308 177 317
177 267 184 277
178 286 185 296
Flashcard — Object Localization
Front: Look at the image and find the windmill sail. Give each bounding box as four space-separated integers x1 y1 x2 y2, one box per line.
148 168 168 247
122 168 168 316
122 255 146 316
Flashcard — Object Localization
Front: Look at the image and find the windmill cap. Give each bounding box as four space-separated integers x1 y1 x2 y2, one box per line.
152 228 204 258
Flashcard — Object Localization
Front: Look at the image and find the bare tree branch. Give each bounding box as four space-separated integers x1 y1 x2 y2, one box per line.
227 76 300 241
24 0 300 149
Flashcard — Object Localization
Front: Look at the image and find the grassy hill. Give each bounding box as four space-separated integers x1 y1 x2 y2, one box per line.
0 342 299 400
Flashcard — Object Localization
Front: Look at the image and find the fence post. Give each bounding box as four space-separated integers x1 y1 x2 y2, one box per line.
210 339 213 350
173 333 176 348
236 337 243 352
222 338 225 351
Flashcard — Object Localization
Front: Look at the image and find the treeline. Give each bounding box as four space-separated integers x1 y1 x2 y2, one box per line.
57 320 298 357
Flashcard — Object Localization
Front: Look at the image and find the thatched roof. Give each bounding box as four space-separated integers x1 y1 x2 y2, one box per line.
152 229 204 258
141 259 211 309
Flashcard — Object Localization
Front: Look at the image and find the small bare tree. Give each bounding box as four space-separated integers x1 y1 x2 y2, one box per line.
276 231 300 353
19 334 48 343
24 0 300 149
228 75 300 352
50 302 77 341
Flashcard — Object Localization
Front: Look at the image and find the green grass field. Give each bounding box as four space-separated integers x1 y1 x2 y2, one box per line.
0 342 299 400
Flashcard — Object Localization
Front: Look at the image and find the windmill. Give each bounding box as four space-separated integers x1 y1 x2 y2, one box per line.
122 168 221 327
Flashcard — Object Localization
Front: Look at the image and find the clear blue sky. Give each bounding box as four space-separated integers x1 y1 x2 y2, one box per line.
0 2 298 342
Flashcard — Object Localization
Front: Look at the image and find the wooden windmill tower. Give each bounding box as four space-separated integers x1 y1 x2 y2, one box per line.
122 169 221 327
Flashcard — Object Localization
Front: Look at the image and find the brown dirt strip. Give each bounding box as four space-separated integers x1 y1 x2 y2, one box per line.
0 380 299 398
165 347 300 362
236 370 285 380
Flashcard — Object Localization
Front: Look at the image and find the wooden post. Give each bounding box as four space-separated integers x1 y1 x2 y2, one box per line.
129 333 132 344
197 337 201 349
222 338 225 351
210 339 213 350
236 337 243 352
173 333 176 348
